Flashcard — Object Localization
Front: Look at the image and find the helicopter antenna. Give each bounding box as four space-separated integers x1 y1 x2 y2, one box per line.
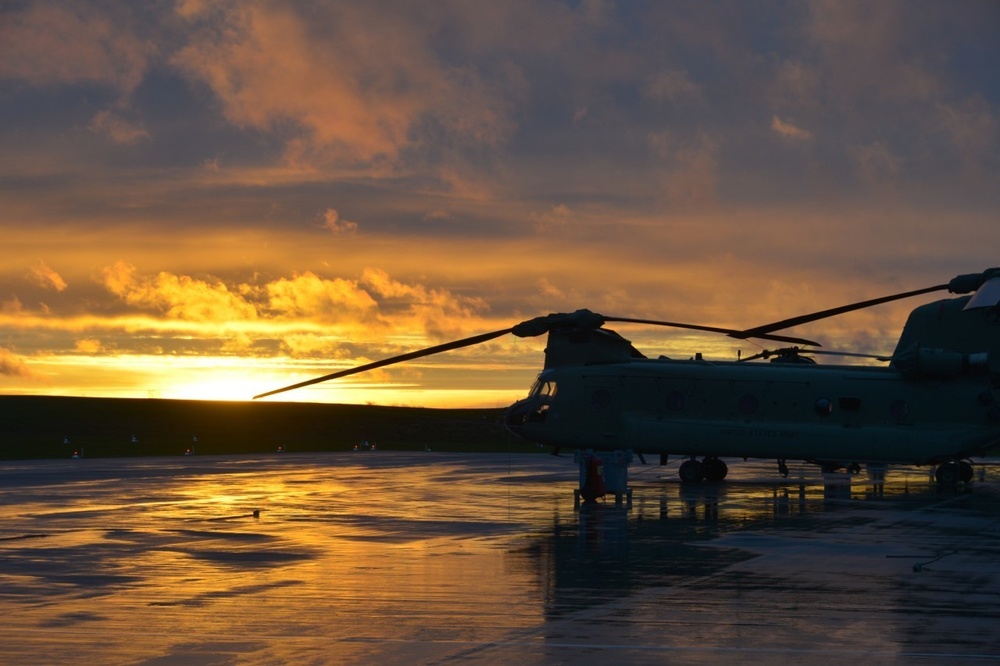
739 347 892 363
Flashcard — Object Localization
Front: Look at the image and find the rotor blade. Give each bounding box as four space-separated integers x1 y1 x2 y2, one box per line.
603 316 821 346
253 327 513 400
738 284 949 339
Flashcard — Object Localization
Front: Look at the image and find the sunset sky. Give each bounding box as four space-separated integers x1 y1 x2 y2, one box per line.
1 1 998 408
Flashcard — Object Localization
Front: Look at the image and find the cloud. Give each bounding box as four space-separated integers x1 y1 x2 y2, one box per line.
321 209 359 234
279 333 354 359
658 134 720 207
27 261 68 292
849 140 902 190
645 69 702 104
937 94 998 174
171 2 518 170
531 204 573 233
769 60 821 109
98 261 258 322
803 1 946 107
0 3 152 92
771 116 813 140
74 339 104 354
88 261 488 343
1 297 24 314
89 109 149 145
264 272 377 321
0 348 33 377
359 267 488 337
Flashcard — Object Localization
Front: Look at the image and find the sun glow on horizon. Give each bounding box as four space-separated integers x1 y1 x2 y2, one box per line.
1 352 534 409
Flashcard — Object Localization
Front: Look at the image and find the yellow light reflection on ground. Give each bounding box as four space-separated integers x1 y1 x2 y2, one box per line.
0 454 557 663
2 454 999 663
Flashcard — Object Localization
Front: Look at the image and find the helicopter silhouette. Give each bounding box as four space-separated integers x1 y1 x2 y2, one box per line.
256 268 1000 488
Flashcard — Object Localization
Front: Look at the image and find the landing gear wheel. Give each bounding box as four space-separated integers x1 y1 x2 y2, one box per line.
935 462 960 485
959 461 974 483
679 459 705 483
702 457 728 482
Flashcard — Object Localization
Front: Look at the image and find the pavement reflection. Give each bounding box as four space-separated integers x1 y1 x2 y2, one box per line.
0 452 997 664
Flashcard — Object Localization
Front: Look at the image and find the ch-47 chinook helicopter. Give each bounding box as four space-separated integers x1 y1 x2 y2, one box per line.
256 268 1000 491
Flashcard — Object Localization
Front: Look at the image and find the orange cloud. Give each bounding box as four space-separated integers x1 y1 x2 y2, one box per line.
531 204 573 233
1 297 23 314
264 272 377 321
89 108 149 145
74 338 104 354
171 2 516 169
0 4 151 91
321 209 359 234
28 261 68 292
657 133 720 207
0 348 33 377
98 261 258 322
771 116 813 140
360 267 488 329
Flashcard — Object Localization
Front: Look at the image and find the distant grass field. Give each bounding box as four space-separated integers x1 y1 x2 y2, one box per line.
0 396 533 460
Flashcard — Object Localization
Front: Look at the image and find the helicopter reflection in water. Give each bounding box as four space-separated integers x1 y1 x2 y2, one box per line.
505 458 987 616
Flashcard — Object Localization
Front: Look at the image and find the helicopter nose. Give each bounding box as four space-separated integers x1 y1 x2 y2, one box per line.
504 398 534 437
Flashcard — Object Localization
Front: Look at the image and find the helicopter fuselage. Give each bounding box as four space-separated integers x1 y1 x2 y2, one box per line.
507 357 1000 467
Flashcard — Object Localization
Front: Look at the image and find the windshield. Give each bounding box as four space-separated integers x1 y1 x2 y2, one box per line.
528 377 558 398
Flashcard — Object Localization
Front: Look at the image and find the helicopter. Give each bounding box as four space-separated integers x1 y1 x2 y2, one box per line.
255 268 1000 490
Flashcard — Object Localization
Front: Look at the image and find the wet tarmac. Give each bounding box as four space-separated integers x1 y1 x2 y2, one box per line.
0 451 998 664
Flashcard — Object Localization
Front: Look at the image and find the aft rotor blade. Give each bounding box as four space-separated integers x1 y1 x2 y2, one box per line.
740 348 892 363
738 284 949 339
603 316 821 346
253 327 513 400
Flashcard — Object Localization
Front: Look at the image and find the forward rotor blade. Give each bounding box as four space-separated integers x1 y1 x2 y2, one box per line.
603 316 821 346
738 284 949 339
253 327 513 400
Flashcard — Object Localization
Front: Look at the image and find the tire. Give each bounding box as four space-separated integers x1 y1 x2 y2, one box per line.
702 457 729 482
935 462 959 485
679 459 704 483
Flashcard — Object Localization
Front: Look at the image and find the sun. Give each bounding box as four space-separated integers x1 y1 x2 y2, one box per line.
167 375 269 402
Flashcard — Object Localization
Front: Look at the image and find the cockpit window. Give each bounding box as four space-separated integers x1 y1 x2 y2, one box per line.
528 378 557 398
